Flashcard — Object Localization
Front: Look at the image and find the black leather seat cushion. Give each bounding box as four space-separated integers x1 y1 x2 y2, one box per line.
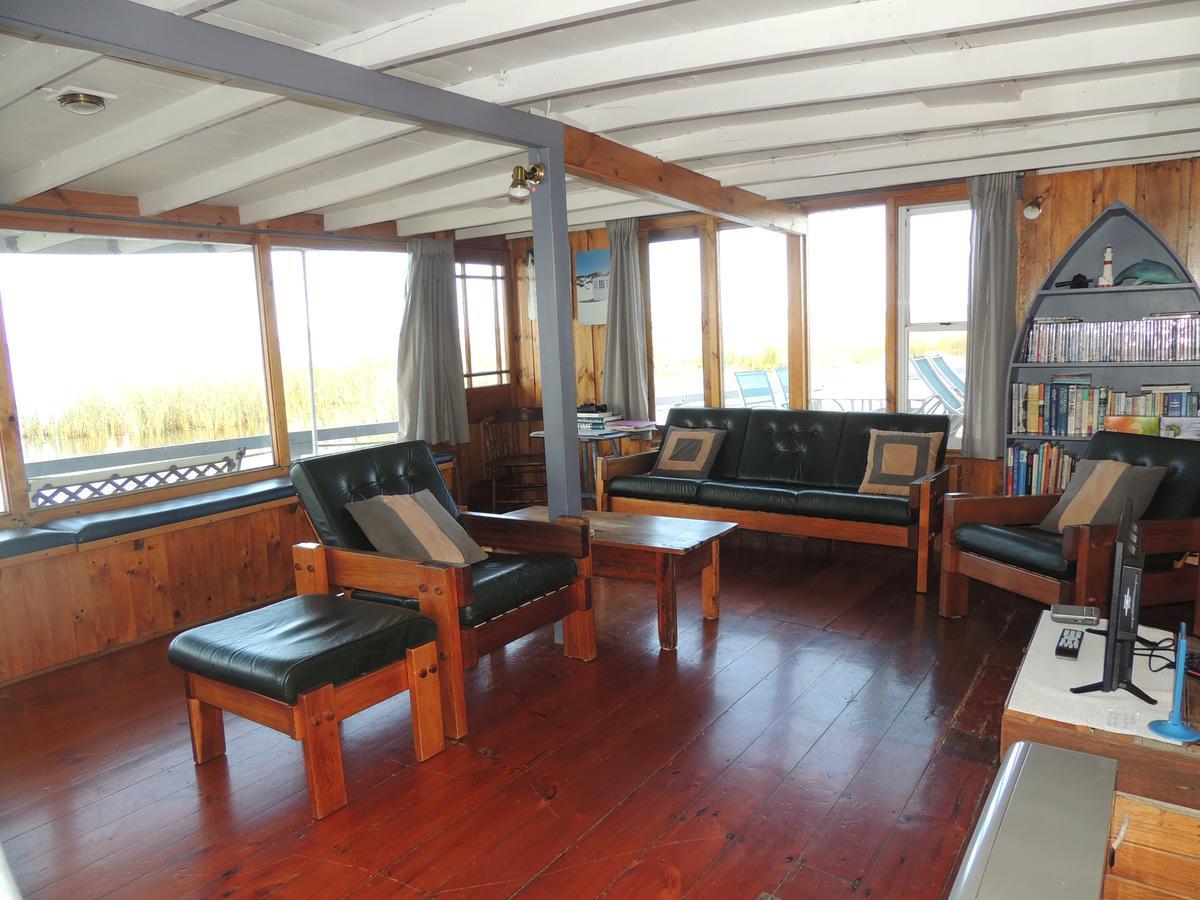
956 523 1072 579
355 552 578 628
735 409 844 486
291 441 457 550
607 473 701 503
431 450 455 466
1084 431 1200 519
795 489 912 526
167 594 437 704
0 526 75 559
661 407 752 480
696 480 800 513
831 411 950 489
42 477 296 544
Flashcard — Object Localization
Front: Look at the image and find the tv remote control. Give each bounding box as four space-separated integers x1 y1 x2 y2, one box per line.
1056 628 1084 660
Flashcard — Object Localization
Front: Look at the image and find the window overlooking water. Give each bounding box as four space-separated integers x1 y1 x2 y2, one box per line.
806 205 887 412
647 237 704 422
719 227 788 408
272 247 409 459
0 233 271 506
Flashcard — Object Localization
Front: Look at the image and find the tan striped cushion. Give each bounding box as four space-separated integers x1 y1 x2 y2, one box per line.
1038 459 1167 534
650 426 726 479
858 429 943 497
346 490 487 565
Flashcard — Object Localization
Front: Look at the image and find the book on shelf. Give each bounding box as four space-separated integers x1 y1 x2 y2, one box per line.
1103 415 1160 436
1005 441 1077 496
1022 312 1200 363
1011 380 1199 436
1160 416 1200 439
607 419 656 432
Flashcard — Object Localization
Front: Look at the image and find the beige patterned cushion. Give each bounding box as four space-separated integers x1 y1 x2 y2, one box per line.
858 429 943 496
345 490 487 564
1038 459 1166 534
649 426 726 479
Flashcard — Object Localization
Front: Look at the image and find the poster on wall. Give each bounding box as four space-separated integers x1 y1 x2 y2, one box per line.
575 248 611 326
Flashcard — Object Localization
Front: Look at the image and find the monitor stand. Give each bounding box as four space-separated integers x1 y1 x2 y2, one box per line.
1070 628 1159 705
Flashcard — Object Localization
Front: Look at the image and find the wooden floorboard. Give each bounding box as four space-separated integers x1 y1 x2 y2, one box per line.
2 535 1192 899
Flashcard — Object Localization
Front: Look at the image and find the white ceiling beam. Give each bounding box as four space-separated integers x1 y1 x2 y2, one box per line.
319 0 677 69
394 186 651 236
0 84 277 205
132 1 673 213
238 139 517 224
460 0 1155 107
638 68 1200 165
323 164 521 231
703 104 1200 188
138 115 405 215
454 200 672 240
573 14 1200 133
11 231 80 252
759 133 1200 202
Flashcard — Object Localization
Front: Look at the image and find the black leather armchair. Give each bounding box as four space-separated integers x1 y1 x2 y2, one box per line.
941 432 1200 628
290 440 594 739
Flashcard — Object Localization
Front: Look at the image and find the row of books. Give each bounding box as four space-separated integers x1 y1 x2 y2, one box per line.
576 411 656 432
1022 312 1200 363
1006 442 1078 496
1010 378 1200 436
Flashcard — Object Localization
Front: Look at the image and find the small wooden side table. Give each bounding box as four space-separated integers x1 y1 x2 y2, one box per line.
1001 611 1200 810
505 506 736 650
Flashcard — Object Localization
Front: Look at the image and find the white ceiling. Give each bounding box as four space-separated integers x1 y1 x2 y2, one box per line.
0 0 1198 240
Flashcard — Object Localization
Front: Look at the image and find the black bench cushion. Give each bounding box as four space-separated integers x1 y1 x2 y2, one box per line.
291 441 456 551
794 489 912 527
355 552 578 628
42 477 295 544
661 407 752 480
1084 431 1200 520
167 594 437 704
831 411 950 489
956 523 1072 579
696 480 800 514
0 526 75 559
608 474 701 503
736 409 844 486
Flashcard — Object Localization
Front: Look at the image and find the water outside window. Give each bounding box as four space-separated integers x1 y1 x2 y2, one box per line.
719 227 788 409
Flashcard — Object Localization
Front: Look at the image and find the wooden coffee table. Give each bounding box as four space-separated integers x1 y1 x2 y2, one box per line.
506 506 736 650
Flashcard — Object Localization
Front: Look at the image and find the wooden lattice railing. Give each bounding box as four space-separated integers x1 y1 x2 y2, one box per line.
30 448 246 508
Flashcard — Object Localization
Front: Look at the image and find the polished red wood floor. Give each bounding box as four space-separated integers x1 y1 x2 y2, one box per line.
5 538 1186 899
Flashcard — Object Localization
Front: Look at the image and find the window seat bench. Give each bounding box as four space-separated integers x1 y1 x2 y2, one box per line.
0 526 75 559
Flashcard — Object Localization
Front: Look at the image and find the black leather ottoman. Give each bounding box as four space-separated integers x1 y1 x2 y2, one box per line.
168 594 445 818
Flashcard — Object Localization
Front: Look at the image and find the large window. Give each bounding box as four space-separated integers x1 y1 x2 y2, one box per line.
719 227 788 408
271 247 409 459
455 261 509 387
806 205 887 412
899 202 972 446
647 237 704 422
0 233 271 507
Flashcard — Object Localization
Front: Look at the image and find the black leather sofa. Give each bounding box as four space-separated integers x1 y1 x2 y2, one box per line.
597 407 958 592
942 431 1200 626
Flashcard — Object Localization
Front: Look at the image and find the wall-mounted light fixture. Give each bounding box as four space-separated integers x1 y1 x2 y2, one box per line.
508 163 545 201
1022 196 1045 220
56 91 107 116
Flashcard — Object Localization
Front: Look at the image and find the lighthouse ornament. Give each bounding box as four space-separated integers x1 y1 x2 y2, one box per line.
1098 244 1115 287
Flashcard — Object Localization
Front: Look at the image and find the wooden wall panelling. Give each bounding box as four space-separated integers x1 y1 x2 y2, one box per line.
0 499 316 685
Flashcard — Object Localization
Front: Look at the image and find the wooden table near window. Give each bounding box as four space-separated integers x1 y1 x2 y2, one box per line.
505 506 736 650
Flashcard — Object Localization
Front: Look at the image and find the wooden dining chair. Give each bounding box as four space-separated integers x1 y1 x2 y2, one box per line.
483 407 547 511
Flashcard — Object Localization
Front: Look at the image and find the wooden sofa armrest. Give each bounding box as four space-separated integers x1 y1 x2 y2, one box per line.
460 511 590 559
908 463 961 510
292 541 472 606
943 493 1061 538
597 449 659 510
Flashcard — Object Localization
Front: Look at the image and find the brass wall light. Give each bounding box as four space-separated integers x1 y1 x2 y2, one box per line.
508 163 545 200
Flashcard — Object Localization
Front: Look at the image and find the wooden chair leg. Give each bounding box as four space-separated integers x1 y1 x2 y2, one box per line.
916 539 931 594
940 568 970 618
563 575 597 661
297 684 347 819
184 675 226 765
406 642 445 762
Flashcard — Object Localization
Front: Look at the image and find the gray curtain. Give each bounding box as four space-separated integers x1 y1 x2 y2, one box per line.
602 218 650 419
397 238 469 445
963 173 1018 459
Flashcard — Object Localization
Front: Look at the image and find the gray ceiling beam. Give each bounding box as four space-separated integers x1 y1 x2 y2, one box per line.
0 0 563 150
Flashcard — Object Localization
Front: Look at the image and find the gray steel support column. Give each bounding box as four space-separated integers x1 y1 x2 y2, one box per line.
529 146 582 518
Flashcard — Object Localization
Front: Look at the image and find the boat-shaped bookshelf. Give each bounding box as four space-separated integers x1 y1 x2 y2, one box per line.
1006 201 1200 495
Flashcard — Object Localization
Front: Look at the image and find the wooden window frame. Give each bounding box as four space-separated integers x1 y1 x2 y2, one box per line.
455 260 513 389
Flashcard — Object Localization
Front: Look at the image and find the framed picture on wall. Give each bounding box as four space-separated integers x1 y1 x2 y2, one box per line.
575 248 611 326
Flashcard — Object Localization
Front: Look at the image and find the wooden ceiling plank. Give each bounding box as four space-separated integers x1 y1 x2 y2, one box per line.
562 126 805 234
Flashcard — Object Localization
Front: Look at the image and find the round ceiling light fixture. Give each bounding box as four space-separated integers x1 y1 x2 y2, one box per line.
56 91 107 116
